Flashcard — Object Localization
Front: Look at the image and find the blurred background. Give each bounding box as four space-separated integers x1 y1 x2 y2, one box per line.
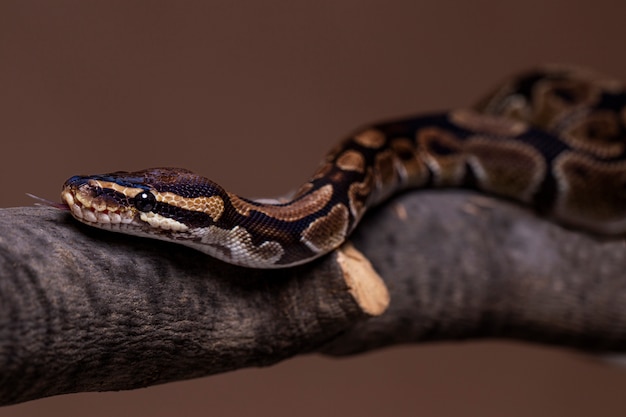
1 1 626 416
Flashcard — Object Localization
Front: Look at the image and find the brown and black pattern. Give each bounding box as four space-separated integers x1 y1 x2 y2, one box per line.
61 66 626 268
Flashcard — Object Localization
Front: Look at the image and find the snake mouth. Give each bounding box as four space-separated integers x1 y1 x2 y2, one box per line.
61 188 137 226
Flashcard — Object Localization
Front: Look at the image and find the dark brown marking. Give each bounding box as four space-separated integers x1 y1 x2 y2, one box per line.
553 152 626 230
562 110 624 158
301 204 349 253
375 150 397 188
389 138 429 188
348 170 374 219
329 170 345 184
533 78 600 130
417 127 466 186
465 137 545 202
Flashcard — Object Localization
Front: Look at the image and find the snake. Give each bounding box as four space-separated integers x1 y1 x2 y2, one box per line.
60 65 626 268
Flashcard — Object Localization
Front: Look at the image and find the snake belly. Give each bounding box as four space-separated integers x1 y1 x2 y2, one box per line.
61 65 626 268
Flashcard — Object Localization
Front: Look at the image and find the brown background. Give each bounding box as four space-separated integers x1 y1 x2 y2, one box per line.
2 1 626 416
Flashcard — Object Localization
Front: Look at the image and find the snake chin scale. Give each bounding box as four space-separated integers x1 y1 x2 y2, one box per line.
139 212 189 232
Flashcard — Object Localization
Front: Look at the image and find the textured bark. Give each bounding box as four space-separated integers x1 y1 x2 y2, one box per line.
323 192 626 355
1 191 626 405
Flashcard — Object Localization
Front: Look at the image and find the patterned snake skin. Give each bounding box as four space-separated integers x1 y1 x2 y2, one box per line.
61 66 626 268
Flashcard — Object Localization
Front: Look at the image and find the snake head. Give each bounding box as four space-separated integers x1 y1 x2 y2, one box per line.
61 167 229 237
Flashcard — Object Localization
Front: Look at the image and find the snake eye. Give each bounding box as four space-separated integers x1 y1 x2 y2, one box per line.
133 191 156 212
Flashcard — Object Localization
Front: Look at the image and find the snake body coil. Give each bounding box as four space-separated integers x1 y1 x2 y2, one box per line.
61 66 626 268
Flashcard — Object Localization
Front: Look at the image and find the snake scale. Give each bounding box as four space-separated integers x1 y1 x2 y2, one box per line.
61 66 626 268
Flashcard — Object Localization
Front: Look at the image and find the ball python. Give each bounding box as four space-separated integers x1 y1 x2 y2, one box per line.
60 66 626 268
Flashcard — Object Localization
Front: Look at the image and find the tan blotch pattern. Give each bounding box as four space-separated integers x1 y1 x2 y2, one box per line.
228 184 334 222
553 152 626 233
562 110 624 158
465 137 546 202
353 129 386 148
336 150 365 173
301 203 349 253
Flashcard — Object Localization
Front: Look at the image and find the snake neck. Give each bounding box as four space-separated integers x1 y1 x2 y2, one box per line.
208 172 373 267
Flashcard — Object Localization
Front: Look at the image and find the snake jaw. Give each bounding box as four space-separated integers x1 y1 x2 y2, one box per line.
60 172 197 236
61 182 138 228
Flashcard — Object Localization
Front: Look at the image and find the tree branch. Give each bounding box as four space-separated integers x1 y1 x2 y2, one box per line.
1 191 626 405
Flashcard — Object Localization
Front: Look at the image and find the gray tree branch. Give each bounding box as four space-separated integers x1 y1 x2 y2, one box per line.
1 191 625 405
